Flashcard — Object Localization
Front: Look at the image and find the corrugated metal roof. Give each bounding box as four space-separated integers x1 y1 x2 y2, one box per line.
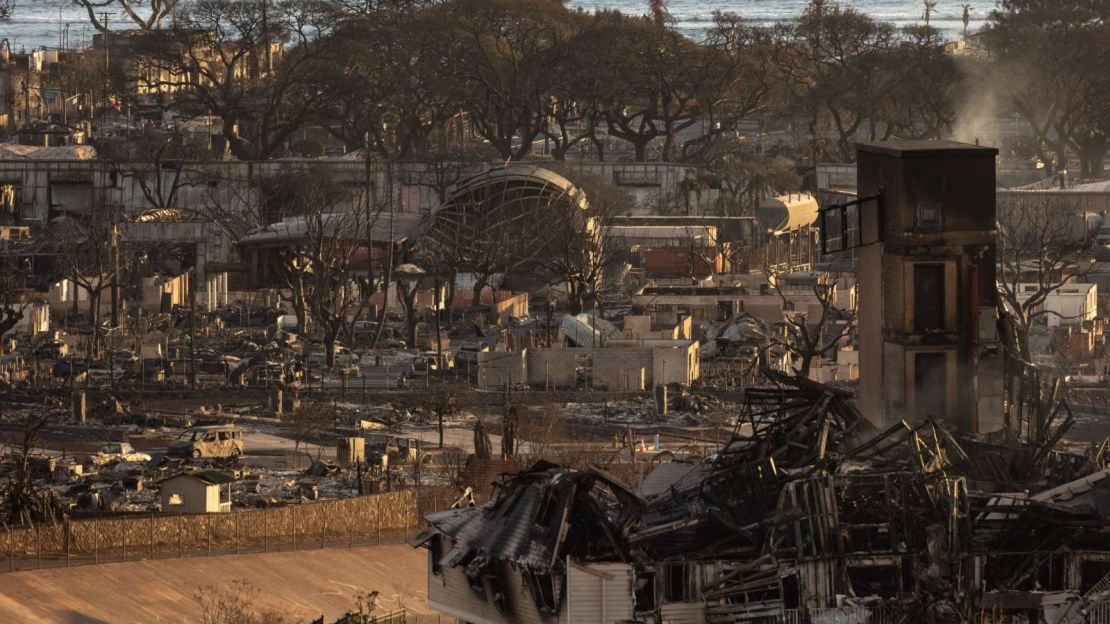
425 477 556 570
638 461 708 497
0 143 97 160
443 165 589 212
238 211 421 245
160 470 236 485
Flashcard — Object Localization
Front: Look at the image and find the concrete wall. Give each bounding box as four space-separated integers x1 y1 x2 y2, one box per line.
622 314 693 341
858 242 883 426
651 343 699 386
477 349 527 390
140 274 188 314
46 278 112 319
0 544 432 623
595 348 653 388
598 367 646 392
607 339 699 387
526 348 578 388
522 341 699 390
0 159 714 227
622 315 652 339
1016 282 1098 327
11 302 49 336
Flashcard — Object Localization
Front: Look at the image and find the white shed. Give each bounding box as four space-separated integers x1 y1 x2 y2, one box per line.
159 470 234 514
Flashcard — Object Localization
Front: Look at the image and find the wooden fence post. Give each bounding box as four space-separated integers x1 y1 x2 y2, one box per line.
65 519 71 566
234 512 240 555
93 518 98 564
150 513 155 560
377 497 382 545
321 510 326 549
207 516 212 557
177 514 183 558
264 510 269 552
292 505 297 551
35 524 41 569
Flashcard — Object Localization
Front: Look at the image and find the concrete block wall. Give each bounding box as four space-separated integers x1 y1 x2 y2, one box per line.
477 349 527 389
599 367 646 392
595 348 653 386
526 348 578 388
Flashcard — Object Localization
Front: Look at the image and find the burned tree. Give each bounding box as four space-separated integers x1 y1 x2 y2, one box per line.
0 253 31 342
769 2 960 162
316 7 457 159
51 205 122 357
983 0 1109 176
764 269 854 381
425 0 572 161
393 261 425 349
996 194 1095 435
539 167 627 315
71 0 181 32
133 0 340 160
1 414 62 527
285 403 336 467
97 126 209 213
264 171 377 367
707 144 802 217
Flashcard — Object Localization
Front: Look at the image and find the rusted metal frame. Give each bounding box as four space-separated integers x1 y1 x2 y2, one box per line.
702 554 775 594
547 483 577 570
842 420 916 461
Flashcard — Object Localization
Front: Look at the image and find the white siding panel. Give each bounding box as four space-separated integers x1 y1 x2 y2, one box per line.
567 559 635 624
660 601 705 624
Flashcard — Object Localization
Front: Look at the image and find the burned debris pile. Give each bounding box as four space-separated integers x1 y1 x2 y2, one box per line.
414 385 1110 622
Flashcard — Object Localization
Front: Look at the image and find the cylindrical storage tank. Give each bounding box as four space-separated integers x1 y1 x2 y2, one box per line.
1084 212 1104 241
757 193 819 233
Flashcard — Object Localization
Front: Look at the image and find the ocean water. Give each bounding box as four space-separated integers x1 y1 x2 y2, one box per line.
0 0 987 52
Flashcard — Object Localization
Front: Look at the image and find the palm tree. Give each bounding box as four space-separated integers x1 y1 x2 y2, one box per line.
923 0 938 26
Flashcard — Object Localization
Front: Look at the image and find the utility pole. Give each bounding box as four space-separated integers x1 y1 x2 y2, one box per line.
364 134 376 337
100 11 112 131
434 264 443 370
110 214 120 328
189 267 198 389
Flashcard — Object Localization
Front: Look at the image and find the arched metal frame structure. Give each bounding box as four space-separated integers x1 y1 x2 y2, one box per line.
419 166 591 279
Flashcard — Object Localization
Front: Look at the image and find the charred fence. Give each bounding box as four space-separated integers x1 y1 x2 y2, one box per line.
0 487 454 573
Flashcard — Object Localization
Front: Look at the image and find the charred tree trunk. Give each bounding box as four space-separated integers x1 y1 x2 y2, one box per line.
472 276 489 313
324 325 340 369
567 281 584 316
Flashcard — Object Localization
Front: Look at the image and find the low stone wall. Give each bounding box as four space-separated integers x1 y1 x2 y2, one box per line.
0 490 424 572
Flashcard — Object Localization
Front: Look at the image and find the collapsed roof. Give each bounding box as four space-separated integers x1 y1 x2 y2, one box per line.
413 379 1110 620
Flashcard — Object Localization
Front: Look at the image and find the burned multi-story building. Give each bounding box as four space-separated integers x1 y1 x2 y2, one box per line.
851 141 1004 434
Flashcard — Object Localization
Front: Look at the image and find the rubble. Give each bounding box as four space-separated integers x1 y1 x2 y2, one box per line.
413 380 1110 622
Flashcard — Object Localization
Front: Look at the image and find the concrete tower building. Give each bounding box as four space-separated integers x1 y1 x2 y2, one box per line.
853 141 1003 433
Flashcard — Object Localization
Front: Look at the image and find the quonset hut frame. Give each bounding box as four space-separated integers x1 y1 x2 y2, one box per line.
418 166 591 290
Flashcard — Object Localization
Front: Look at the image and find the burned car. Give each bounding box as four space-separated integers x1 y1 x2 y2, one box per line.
167 425 244 460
